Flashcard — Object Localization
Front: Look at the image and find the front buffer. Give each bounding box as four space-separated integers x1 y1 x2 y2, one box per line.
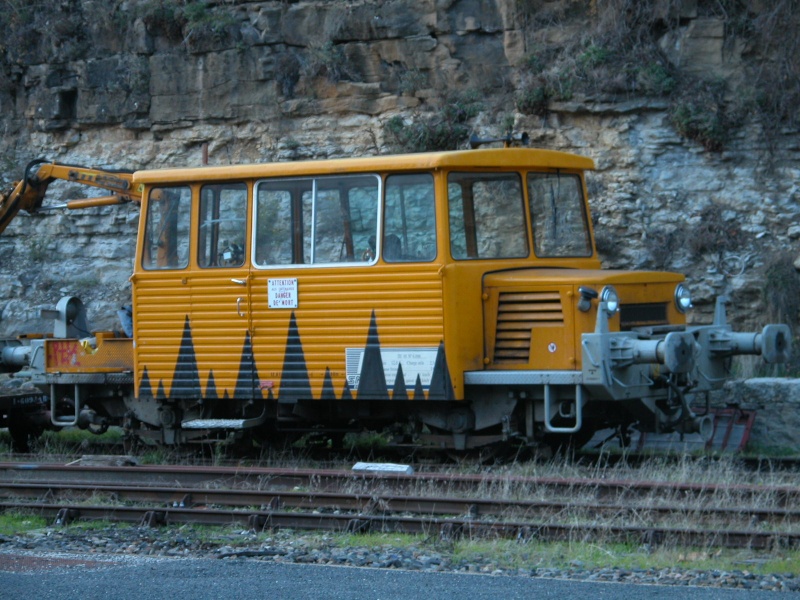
582 296 791 438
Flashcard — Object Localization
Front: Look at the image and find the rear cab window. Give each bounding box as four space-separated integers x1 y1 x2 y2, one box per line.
383 173 437 262
142 185 192 270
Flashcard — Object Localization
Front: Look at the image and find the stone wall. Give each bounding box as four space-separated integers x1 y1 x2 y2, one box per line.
722 379 800 453
0 0 798 342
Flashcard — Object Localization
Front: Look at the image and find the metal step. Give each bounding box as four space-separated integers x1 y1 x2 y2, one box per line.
182 412 266 430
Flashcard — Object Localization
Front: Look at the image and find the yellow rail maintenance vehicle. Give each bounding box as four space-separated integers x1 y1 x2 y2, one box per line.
0 141 791 452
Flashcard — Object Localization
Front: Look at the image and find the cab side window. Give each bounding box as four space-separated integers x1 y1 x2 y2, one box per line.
255 180 311 266
142 186 191 270
383 173 436 262
254 175 380 267
198 183 248 268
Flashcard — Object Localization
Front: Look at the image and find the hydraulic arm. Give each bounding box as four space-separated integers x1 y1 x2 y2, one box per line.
0 159 140 235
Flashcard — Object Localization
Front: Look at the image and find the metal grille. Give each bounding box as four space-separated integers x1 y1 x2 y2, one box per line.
620 303 669 330
493 291 563 363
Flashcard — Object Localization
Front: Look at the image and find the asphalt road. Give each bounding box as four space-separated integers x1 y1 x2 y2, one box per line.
0 552 796 599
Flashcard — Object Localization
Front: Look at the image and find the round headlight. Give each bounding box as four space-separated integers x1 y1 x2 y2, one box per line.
600 285 619 315
674 283 693 313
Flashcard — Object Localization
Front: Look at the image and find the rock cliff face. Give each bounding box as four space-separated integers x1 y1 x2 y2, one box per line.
0 0 798 362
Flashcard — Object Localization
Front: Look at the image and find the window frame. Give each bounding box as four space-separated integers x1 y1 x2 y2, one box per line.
252 173 382 269
382 172 437 264
447 171 530 261
527 171 593 258
197 182 248 269
141 184 193 271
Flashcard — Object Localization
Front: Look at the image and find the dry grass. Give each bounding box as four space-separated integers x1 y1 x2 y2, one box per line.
4 428 800 535
3 440 800 577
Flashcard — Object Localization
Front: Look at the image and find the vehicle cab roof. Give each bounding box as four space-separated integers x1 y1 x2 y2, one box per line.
132 148 596 185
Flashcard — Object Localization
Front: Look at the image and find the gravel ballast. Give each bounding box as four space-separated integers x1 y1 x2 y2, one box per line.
1 524 798 593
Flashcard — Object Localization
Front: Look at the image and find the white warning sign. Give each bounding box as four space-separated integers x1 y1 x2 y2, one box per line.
345 347 438 390
268 278 298 309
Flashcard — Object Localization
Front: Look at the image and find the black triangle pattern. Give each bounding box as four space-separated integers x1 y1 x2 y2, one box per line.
320 367 337 400
341 381 353 400
205 370 219 401
278 311 312 399
234 331 260 399
413 374 425 401
427 342 454 400
357 310 389 400
170 316 201 398
139 367 153 399
392 364 408 401
137 311 449 403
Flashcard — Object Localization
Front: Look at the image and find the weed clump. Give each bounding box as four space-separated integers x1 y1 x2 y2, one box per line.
516 84 551 116
136 0 239 51
763 254 800 327
635 62 676 96
137 0 186 41
383 91 482 153
670 79 729 152
644 229 681 270
275 53 302 98
302 42 356 83
397 69 427 96
687 204 743 257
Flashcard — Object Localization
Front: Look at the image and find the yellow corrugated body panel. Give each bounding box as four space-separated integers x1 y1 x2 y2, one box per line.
132 265 445 401
249 265 444 400
132 269 253 398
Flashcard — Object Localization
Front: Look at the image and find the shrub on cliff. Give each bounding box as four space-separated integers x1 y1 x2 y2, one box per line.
383 91 482 153
670 79 728 152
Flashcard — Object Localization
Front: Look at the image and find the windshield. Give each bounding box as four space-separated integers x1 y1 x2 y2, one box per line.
528 173 592 257
448 172 529 260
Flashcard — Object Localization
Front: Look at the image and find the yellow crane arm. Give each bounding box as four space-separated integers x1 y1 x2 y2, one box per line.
0 159 141 235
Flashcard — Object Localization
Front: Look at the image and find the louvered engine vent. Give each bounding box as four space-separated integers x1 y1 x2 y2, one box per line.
493 291 563 363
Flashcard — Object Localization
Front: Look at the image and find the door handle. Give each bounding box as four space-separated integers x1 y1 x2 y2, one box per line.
236 297 245 317
231 278 247 286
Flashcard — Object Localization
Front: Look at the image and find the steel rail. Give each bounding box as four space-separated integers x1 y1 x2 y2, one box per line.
1 481 798 528
1 500 798 551
1 462 798 506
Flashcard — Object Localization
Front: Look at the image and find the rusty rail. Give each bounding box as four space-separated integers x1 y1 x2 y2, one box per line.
2 462 800 550
2 462 798 506
1 499 797 551
1 481 798 526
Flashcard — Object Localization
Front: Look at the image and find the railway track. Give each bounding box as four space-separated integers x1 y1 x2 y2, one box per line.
1 461 799 550
3 461 799 503
8 435 800 473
